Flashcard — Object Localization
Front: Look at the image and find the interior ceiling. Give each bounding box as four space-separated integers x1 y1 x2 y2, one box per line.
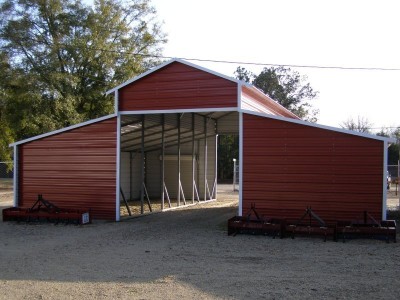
120 111 238 152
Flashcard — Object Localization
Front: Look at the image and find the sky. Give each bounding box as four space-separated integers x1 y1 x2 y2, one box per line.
150 0 400 131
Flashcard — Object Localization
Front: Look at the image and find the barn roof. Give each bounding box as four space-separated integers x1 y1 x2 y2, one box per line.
9 114 117 147
9 59 396 147
106 58 242 95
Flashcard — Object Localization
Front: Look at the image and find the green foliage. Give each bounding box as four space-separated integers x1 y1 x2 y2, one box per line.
218 135 238 180
0 0 166 161
388 143 399 165
377 126 400 165
234 66 319 122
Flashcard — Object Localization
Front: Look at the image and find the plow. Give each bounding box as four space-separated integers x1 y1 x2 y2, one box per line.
228 204 397 243
228 203 283 238
2 194 91 225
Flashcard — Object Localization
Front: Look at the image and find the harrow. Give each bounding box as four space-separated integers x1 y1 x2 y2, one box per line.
2 194 91 225
228 203 284 238
228 204 397 243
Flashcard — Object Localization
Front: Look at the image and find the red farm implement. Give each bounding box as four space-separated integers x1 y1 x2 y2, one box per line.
228 205 397 243
2 194 91 225
285 207 336 242
336 211 397 243
228 203 284 238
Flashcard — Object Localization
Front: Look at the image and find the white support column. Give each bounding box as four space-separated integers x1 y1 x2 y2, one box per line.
114 90 119 114
214 133 218 199
129 152 133 201
13 145 18 207
382 141 388 220
177 113 181 206
115 114 121 221
238 112 243 217
192 113 195 204
140 114 145 214
398 137 400 207
204 117 208 201
161 114 165 210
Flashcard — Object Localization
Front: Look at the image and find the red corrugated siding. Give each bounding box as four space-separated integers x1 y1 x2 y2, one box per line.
119 62 237 111
242 114 384 222
18 118 117 220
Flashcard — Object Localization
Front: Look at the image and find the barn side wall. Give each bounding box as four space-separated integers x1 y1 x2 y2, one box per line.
242 114 384 222
119 62 238 111
18 118 117 220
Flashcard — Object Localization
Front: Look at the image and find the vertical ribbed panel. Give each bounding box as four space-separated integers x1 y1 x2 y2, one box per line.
242 114 384 222
119 62 238 111
18 118 117 220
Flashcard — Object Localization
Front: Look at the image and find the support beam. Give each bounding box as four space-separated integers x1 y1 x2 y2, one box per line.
13 146 18 207
129 152 133 201
177 113 181 207
120 187 131 216
192 113 195 204
116 113 121 221
382 141 388 220
214 134 218 199
239 112 243 217
140 114 145 214
161 114 165 211
204 117 208 201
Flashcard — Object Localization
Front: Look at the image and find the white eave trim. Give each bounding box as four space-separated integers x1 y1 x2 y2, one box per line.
9 113 117 147
240 109 396 143
106 58 248 95
245 85 300 120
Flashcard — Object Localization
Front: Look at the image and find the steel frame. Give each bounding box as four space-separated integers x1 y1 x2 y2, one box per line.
119 112 218 217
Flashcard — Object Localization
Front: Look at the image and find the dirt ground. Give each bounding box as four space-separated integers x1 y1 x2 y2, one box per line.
1 186 400 300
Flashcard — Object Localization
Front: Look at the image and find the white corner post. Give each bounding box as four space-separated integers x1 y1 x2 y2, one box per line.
161 114 165 210
382 141 388 221
233 158 237 192
204 116 208 201
238 112 243 217
192 113 195 204
214 133 218 199
116 112 121 222
13 145 18 207
398 137 400 207
177 113 181 206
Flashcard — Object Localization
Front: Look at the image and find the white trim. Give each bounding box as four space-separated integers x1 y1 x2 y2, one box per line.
175 59 244 85
215 134 218 199
240 109 395 143
238 112 243 217
13 146 18 207
116 114 121 221
106 59 176 95
9 114 117 147
237 83 242 110
114 90 119 114
105 58 247 95
119 107 238 115
382 141 388 221
245 85 300 120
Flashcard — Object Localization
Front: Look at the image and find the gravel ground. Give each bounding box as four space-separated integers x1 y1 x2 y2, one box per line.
0 186 400 299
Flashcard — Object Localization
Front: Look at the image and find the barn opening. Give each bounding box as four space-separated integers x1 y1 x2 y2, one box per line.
118 110 239 217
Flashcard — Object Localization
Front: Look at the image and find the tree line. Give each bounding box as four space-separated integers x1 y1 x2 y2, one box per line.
1 0 397 177
0 0 166 162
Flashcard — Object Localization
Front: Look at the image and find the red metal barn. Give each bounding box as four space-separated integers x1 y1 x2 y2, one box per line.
10 59 393 221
